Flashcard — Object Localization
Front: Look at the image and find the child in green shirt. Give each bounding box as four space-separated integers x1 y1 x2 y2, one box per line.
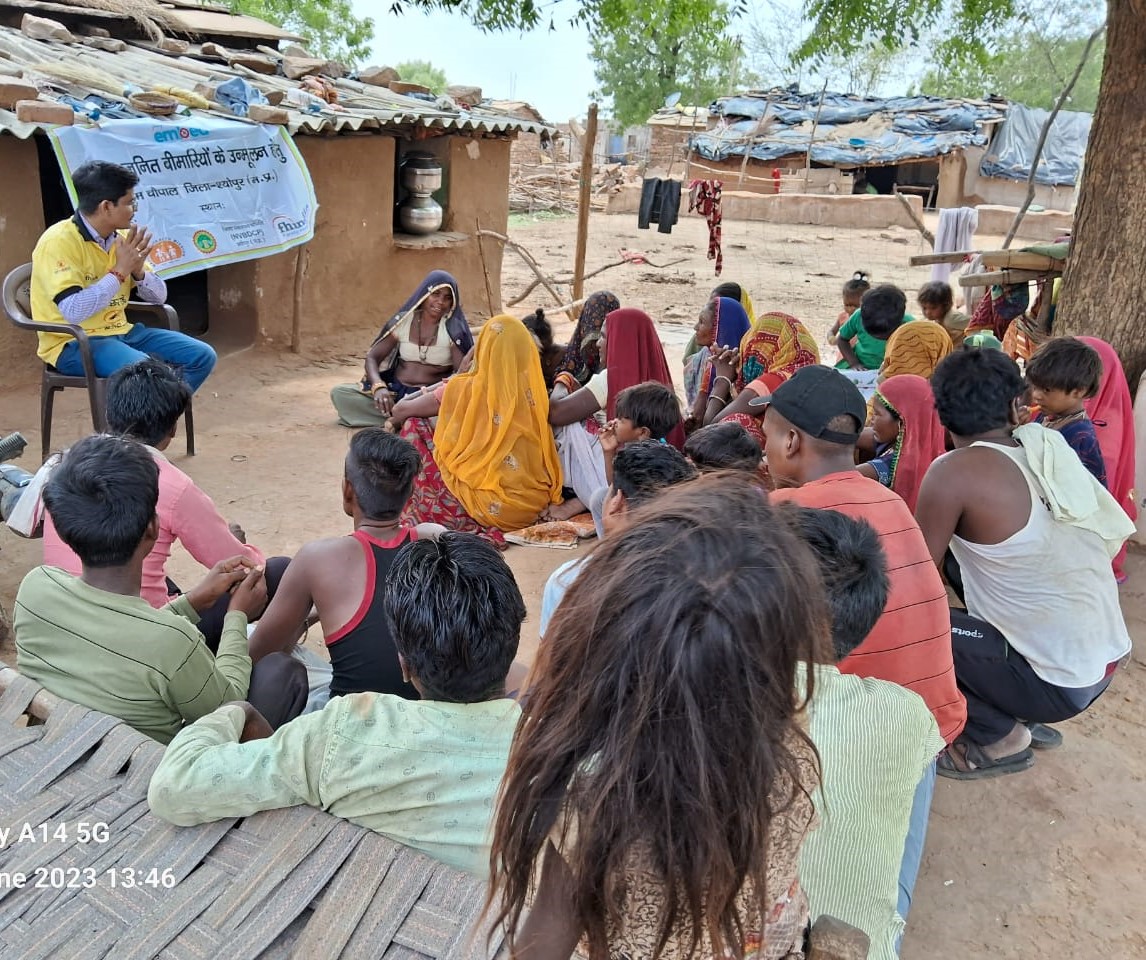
835 284 912 371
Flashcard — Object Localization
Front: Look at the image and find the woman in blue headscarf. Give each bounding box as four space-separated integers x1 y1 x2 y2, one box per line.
685 296 751 431
330 270 475 427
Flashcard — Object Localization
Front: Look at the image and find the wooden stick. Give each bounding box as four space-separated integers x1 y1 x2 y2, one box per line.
909 249 979 266
290 244 306 354
895 192 935 247
572 102 598 307
1003 26 1104 250
804 80 828 192
477 229 574 318
506 255 690 307
475 218 496 317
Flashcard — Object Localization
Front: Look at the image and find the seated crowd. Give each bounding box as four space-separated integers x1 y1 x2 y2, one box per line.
11 260 1138 960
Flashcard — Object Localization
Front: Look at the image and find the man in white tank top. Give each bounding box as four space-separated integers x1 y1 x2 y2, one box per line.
916 349 1132 780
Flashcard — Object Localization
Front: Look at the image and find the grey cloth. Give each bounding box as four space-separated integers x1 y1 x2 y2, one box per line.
330 383 388 428
589 484 608 539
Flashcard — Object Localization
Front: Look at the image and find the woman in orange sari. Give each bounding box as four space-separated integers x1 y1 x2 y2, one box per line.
400 315 563 545
879 320 953 381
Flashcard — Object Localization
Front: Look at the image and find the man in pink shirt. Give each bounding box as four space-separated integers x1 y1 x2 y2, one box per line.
42 359 287 649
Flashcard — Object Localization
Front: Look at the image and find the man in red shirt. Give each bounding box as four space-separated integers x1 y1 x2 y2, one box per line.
755 365 965 927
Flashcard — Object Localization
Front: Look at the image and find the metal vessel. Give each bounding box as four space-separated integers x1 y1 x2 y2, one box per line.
398 153 443 234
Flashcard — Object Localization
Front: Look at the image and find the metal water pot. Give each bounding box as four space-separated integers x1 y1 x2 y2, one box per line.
401 154 443 195
399 195 443 234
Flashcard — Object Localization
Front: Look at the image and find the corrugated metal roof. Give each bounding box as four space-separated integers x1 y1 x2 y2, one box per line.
0 25 552 139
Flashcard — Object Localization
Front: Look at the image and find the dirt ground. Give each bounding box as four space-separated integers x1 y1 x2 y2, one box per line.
2 211 1145 958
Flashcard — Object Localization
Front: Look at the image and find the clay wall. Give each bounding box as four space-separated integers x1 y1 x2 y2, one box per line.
0 135 47 387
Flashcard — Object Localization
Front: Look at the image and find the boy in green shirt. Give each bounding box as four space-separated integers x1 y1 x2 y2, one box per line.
149 533 525 876
781 505 944 959
15 434 305 743
834 283 912 371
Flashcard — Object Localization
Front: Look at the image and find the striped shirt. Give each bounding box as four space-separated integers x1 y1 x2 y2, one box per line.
798 664 944 960
772 472 966 743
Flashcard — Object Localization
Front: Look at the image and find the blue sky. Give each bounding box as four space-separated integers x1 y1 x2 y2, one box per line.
349 2 595 122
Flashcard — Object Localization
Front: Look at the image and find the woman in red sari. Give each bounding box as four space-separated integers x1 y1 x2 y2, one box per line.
857 374 947 513
1079 337 1137 582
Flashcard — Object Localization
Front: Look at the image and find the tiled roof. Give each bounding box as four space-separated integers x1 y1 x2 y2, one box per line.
0 24 551 138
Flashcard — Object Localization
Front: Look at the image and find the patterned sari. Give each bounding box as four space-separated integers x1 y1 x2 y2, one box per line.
880 321 953 381
401 315 562 544
738 312 821 389
556 291 620 385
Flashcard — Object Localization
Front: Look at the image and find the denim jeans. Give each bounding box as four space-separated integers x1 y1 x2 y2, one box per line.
55 323 216 392
897 758 936 929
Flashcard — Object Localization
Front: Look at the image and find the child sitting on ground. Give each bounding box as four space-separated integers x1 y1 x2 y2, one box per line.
829 270 871 343
779 504 942 956
249 428 445 705
589 381 682 534
917 281 968 348
683 420 763 474
15 434 307 743
835 284 911 372
1024 337 1108 487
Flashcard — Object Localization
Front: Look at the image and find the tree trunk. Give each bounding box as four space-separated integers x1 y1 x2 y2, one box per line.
1056 0 1146 393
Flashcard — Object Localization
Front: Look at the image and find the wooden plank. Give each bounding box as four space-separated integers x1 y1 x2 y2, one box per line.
979 250 1063 271
957 268 1061 287
909 250 978 266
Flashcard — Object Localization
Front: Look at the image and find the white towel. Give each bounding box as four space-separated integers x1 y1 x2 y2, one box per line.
931 207 978 284
1014 423 1136 556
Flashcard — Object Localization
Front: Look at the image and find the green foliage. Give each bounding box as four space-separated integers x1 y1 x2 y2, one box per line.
229 0 374 65
748 0 910 95
588 0 743 127
385 0 750 32
395 60 449 93
920 31 1104 111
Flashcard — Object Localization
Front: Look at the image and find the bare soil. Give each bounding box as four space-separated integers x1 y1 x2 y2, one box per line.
1 211 1143 958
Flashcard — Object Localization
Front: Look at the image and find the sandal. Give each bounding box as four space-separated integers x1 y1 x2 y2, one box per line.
937 736 1034 781
1025 722 1063 750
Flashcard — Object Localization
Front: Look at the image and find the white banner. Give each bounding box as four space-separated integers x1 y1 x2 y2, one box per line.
49 117 317 278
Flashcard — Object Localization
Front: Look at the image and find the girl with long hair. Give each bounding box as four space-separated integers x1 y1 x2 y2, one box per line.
489 475 827 960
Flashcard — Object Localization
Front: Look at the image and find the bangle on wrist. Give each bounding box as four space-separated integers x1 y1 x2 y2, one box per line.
110 269 127 283
713 375 734 392
370 382 388 395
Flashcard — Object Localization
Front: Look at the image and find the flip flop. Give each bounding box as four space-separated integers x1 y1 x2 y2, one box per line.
1025 722 1063 750
937 736 1034 781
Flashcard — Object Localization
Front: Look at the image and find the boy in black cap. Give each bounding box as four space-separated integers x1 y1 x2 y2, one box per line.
758 365 964 927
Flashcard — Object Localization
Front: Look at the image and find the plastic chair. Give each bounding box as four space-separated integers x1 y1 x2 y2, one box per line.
3 262 195 460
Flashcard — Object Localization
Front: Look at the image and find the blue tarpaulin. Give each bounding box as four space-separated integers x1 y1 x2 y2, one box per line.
692 88 1006 168
978 103 1090 185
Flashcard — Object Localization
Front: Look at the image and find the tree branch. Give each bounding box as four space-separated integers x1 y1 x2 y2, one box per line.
1002 25 1105 250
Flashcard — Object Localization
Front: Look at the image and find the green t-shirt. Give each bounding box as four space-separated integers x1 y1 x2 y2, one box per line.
14 566 251 744
836 311 915 370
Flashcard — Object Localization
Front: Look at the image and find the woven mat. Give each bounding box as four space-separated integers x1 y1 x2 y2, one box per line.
0 668 505 959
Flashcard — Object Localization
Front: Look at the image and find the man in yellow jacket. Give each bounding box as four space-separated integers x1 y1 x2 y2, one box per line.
30 161 215 391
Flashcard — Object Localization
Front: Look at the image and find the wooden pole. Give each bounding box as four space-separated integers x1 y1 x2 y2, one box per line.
803 80 829 192
895 192 935 247
290 244 307 354
475 218 496 317
572 102 598 307
1002 26 1103 250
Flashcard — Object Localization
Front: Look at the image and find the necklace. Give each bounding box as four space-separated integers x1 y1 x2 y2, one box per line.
414 311 432 363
